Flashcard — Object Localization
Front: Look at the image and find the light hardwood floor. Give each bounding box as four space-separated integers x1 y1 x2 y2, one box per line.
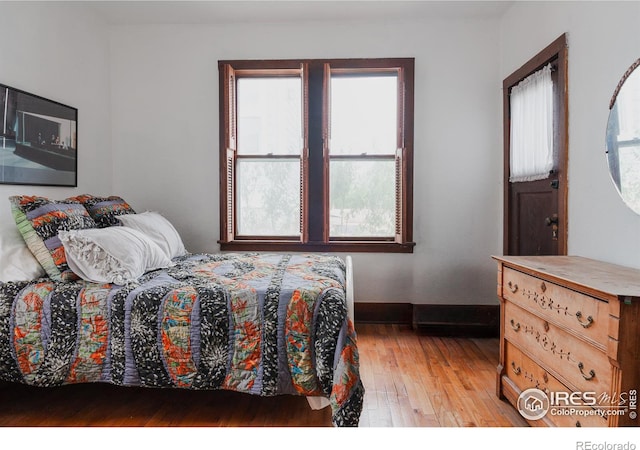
357 324 526 427
0 324 527 427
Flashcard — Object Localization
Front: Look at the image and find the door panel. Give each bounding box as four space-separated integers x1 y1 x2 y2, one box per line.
508 178 558 255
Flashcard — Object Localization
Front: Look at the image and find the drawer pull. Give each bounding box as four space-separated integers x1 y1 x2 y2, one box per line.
578 362 596 381
507 281 518 293
510 319 521 332
575 311 594 328
510 361 521 375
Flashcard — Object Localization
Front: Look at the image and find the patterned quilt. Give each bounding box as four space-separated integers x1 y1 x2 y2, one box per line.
0 253 364 426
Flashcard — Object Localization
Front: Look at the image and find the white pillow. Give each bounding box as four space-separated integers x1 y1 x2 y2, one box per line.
0 220 45 282
117 211 187 259
58 227 173 285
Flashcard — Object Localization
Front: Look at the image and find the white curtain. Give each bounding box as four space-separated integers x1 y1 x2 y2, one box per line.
509 63 554 182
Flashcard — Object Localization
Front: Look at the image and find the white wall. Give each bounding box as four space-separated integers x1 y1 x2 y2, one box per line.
500 1 640 270
5 1 636 305
0 2 112 213
110 18 503 305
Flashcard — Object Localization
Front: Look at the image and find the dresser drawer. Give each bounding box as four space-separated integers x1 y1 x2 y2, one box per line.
504 301 612 396
504 341 607 427
502 267 609 348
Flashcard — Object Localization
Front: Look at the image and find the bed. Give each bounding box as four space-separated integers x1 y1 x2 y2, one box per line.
0 195 364 427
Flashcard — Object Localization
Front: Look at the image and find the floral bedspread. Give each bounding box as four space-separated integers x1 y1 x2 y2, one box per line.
0 253 364 426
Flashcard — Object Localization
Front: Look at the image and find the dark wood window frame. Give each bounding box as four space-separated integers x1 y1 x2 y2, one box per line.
218 58 415 253
502 34 569 255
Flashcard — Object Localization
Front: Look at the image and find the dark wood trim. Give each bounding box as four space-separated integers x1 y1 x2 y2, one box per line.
402 60 415 245
236 154 300 159
328 57 415 70
502 64 510 255
218 62 228 244
502 34 567 88
412 304 500 337
354 302 413 324
329 154 395 160
301 63 310 243
219 58 415 71
312 61 329 242
233 69 301 77
502 33 568 256
219 240 415 253
219 60 306 70
354 303 500 337
556 35 569 256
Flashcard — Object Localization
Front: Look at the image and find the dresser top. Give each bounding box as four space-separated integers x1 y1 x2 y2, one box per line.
492 255 640 299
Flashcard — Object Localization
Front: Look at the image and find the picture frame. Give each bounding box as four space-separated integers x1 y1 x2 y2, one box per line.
0 83 77 187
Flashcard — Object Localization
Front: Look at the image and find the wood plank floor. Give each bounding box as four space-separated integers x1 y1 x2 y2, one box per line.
0 324 527 427
357 324 527 427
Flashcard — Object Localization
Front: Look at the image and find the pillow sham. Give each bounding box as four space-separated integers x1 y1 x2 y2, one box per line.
118 211 187 259
0 220 45 282
69 194 136 228
58 227 173 285
10 195 97 281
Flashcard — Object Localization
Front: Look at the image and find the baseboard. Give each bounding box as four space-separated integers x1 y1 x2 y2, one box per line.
413 304 500 337
354 302 500 337
354 302 413 324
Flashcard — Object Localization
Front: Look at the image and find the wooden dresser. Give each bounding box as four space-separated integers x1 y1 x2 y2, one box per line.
493 255 640 427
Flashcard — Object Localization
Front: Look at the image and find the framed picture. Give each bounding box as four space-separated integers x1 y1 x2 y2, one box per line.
0 83 77 187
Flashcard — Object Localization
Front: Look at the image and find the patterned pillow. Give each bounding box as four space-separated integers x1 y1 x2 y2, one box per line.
69 194 136 228
10 195 97 281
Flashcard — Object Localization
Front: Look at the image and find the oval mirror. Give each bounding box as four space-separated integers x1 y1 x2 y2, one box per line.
606 58 640 215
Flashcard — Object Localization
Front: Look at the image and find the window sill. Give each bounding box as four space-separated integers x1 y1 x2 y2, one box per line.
219 240 416 253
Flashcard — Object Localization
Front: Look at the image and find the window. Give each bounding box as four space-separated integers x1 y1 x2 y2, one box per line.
218 58 415 253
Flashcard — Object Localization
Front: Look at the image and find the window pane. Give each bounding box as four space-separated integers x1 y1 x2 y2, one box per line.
330 75 397 155
237 77 302 155
330 160 395 237
619 144 640 213
237 159 300 236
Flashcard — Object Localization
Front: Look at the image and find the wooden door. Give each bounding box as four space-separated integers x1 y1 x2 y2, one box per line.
503 34 568 256
507 177 559 255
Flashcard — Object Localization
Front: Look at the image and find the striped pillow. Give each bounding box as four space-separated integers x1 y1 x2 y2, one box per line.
69 194 136 228
10 195 97 280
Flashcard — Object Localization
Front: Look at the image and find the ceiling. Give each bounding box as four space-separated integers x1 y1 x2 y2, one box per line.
87 0 514 25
